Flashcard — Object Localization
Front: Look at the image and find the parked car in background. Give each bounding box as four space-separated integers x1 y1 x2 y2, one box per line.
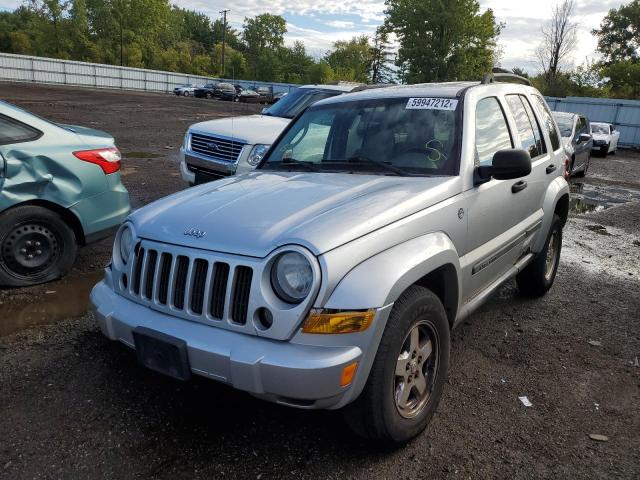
219 90 239 102
238 89 261 103
179 84 366 185
0 100 130 286
255 86 273 103
93 76 569 444
194 83 218 99
173 84 197 96
213 82 236 99
590 122 620 156
553 112 592 177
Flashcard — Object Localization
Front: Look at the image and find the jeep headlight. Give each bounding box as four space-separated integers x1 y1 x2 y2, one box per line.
271 251 313 303
118 224 134 264
247 144 270 166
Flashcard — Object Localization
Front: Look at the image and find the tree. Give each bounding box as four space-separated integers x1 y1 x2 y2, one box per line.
242 14 287 80
325 35 371 83
592 0 640 64
535 0 578 81
383 0 501 83
308 61 335 84
280 41 314 83
370 28 395 83
212 18 240 51
602 60 640 98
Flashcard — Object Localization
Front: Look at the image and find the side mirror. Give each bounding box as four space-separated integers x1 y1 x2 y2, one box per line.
476 149 532 182
578 133 591 143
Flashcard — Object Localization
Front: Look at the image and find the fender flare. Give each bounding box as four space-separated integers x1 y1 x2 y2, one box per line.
533 177 570 252
324 231 462 311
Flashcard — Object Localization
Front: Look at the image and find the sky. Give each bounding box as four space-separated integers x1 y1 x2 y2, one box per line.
0 0 628 74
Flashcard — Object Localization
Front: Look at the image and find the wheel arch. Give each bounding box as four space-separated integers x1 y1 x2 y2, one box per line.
2 199 85 245
533 177 570 252
323 232 462 326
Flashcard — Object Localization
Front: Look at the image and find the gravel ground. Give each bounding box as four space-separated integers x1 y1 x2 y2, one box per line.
0 83 639 480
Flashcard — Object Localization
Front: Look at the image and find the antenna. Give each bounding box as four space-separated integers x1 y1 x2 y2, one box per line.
220 9 230 78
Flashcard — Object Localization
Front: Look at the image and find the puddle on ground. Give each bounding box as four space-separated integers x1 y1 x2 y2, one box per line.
0 271 103 337
123 151 160 159
570 182 640 214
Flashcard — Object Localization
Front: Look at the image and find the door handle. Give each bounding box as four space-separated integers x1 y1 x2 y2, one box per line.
511 180 527 193
546 164 557 174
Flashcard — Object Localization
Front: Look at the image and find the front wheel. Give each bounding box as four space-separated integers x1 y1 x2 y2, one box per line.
183 91 190 97
0 206 77 287
516 214 562 297
343 286 450 443
205 92 212 99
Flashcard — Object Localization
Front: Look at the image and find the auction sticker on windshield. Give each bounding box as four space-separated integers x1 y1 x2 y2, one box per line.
406 98 458 110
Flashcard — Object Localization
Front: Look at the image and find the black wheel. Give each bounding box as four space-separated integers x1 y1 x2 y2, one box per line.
183 90 189 97
0 206 77 287
516 214 562 298
205 92 212 99
343 285 450 444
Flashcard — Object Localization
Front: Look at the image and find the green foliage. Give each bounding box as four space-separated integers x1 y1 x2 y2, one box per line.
593 0 640 64
602 60 640 99
384 0 501 83
324 35 371 83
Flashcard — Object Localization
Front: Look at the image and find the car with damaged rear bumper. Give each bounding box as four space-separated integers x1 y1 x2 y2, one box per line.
92 77 569 443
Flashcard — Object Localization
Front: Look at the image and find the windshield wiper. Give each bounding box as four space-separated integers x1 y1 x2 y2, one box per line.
326 156 418 176
265 158 319 172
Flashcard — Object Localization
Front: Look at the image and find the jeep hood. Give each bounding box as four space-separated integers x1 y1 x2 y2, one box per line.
189 115 290 146
131 172 460 258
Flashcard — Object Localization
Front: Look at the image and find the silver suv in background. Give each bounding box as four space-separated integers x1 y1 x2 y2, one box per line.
93 75 569 444
179 83 366 185
553 111 592 177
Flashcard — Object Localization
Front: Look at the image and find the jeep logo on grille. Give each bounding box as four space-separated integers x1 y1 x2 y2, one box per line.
184 228 206 238
206 142 219 151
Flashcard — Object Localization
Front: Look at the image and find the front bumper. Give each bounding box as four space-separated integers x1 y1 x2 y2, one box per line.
91 278 390 409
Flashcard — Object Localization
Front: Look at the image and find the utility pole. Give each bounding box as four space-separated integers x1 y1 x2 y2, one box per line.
220 9 230 78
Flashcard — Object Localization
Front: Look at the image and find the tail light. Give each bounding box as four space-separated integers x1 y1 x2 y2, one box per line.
73 147 121 174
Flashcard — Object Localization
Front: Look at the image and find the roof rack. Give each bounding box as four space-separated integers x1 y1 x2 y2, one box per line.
481 73 532 87
351 83 394 92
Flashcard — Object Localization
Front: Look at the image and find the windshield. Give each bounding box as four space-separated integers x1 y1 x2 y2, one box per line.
554 115 574 137
263 88 342 119
260 97 460 177
591 124 609 134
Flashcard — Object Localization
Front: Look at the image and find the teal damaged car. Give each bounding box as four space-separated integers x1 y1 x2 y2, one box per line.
0 100 130 286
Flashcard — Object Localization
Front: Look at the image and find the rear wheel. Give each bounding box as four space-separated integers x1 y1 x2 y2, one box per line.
516 214 562 297
0 206 77 287
205 92 212 99
343 286 450 444
183 90 190 97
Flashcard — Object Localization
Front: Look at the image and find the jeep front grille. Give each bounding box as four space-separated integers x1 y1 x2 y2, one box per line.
189 133 245 163
126 243 253 326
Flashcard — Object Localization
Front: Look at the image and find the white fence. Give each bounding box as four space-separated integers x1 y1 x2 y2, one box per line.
0 52 300 94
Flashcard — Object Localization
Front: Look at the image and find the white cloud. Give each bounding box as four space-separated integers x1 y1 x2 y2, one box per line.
324 20 356 28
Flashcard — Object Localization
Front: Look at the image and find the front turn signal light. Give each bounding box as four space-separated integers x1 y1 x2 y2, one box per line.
301 309 375 334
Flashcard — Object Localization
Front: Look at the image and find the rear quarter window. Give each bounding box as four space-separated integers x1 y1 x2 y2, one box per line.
532 95 561 151
0 115 42 145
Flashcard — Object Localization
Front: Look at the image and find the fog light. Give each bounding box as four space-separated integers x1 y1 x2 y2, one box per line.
301 309 375 334
340 362 358 387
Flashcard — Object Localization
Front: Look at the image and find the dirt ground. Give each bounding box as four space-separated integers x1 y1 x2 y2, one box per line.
0 82 639 480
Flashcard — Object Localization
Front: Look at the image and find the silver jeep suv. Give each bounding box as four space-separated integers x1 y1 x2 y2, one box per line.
91 75 569 443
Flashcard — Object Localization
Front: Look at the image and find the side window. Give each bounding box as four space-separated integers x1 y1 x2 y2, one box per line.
520 96 546 155
506 95 543 159
532 95 561 151
0 115 41 145
475 97 513 166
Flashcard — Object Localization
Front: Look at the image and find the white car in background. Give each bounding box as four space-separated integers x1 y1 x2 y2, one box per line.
590 122 620 156
173 84 198 97
179 84 366 185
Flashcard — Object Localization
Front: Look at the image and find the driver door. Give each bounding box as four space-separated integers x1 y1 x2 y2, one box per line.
463 96 533 300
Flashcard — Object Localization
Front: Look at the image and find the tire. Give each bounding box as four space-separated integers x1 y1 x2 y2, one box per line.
343 285 450 444
0 206 77 287
205 92 212 99
183 91 189 97
516 214 562 298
